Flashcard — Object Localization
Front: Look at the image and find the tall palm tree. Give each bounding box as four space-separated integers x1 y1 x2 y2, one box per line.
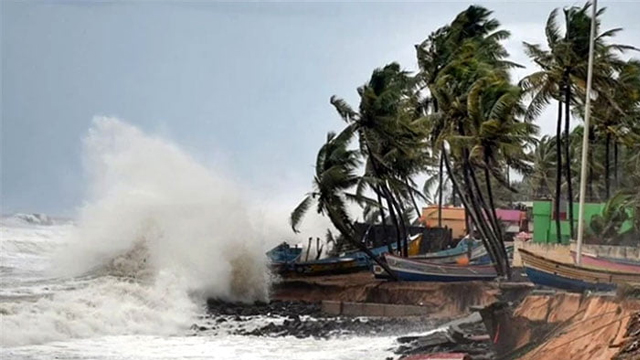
529 136 557 200
522 2 636 242
289 130 396 278
416 5 519 230
331 63 428 256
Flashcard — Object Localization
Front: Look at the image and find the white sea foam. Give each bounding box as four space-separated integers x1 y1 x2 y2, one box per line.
1 117 273 347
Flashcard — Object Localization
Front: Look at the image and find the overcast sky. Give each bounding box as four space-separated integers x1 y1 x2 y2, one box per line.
2 0 639 216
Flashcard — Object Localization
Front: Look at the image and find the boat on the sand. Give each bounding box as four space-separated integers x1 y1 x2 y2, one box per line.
569 250 640 273
519 249 640 292
410 238 481 264
291 257 360 276
267 242 303 273
383 254 498 282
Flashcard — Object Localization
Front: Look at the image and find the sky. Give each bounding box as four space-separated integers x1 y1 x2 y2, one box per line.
2 0 639 216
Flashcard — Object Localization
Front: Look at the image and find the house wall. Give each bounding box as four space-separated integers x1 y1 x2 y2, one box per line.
421 206 467 239
531 201 627 244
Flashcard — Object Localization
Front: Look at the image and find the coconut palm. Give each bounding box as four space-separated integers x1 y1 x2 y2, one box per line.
522 2 636 242
529 136 557 200
331 63 429 256
289 129 396 278
416 5 520 230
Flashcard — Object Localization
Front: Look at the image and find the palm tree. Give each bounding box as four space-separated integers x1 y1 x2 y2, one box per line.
589 60 640 197
465 74 537 222
529 136 557 200
331 63 428 257
289 130 397 278
522 2 636 242
416 5 519 231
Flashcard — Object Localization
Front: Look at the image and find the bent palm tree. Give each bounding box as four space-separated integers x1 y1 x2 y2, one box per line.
290 130 397 279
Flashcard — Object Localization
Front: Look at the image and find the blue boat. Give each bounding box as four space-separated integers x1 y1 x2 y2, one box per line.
267 242 302 273
470 243 514 265
383 254 497 282
292 256 360 276
519 249 640 293
524 266 616 292
340 242 399 269
411 238 481 263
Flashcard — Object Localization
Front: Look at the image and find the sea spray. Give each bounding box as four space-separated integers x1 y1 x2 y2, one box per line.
57 117 270 301
1 117 271 347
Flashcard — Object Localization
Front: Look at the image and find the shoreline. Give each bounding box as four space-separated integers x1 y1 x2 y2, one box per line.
204 271 640 360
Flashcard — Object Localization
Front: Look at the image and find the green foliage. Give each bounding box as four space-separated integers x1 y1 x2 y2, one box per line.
291 1 640 269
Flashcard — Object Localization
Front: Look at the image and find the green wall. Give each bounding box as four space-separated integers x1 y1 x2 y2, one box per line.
532 201 629 244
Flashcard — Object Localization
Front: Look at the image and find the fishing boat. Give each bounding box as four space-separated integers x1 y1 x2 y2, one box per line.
570 250 640 273
373 242 511 279
410 238 481 264
341 233 424 269
266 242 302 273
520 249 640 292
292 257 359 276
383 254 497 282
470 243 514 265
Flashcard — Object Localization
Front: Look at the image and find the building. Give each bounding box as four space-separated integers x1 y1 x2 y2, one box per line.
531 200 633 244
495 209 528 238
420 205 467 240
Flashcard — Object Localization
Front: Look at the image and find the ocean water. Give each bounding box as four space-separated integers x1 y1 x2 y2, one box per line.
1 118 406 359
0 216 404 360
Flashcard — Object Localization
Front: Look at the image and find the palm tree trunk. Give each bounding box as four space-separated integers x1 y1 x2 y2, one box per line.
405 177 422 218
456 118 508 276
564 80 575 240
484 155 499 234
468 161 509 276
605 132 611 199
384 194 402 254
555 98 563 244
588 130 594 201
614 141 619 191
443 149 506 277
375 185 392 253
438 154 444 227
386 185 409 257
452 181 458 206
395 196 410 257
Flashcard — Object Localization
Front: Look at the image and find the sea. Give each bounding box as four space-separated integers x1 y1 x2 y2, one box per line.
1 118 408 359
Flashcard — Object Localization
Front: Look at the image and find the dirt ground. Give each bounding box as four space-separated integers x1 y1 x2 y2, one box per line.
272 272 500 319
511 293 640 360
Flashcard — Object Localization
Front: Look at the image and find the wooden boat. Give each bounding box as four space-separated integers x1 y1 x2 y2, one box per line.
267 242 302 263
373 242 511 279
470 243 514 265
519 249 640 292
383 254 497 282
292 257 359 276
341 234 423 269
570 251 640 273
410 239 481 264
266 242 302 273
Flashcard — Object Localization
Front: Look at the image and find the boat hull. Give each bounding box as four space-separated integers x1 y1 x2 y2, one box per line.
524 266 616 292
570 251 640 273
384 254 497 282
292 258 360 276
519 249 640 292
